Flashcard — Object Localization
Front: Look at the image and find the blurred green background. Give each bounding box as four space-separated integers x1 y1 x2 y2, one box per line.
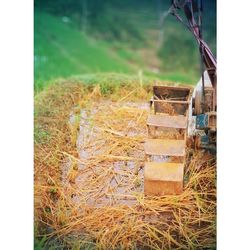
34 0 216 92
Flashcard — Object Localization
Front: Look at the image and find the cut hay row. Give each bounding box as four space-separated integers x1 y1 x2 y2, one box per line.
34 80 216 249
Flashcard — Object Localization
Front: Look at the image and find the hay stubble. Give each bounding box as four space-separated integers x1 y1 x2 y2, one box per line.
34 81 216 249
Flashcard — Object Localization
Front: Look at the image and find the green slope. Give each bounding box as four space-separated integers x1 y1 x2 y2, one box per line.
34 11 133 91
34 6 210 92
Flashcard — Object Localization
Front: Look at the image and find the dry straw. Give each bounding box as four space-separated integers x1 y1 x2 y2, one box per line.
34 80 216 249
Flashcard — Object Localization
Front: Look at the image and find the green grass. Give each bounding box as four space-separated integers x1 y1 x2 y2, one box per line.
155 71 198 84
34 9 202 93
34 11 133 91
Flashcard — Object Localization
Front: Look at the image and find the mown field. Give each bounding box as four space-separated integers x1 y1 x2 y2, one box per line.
34 79 216 249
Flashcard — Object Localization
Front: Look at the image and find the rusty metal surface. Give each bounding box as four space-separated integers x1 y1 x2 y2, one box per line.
147 114 187 129
144 179 183 195
153 85 192 102
143 85 192 196
144 139 186 157
153 100 189 116
152 85 192 116
208 111 216 130
144 162 184 181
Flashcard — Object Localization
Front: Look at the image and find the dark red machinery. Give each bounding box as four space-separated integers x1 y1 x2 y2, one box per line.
170 0 217 151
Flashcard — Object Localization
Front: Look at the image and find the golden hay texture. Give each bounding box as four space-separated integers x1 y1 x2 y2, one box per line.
34 80 216 249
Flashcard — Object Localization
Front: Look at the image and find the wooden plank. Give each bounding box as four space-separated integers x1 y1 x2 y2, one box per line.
153 99 190 104
144 139 186 157
144 162 184 195
147 114 187 129
144 162 184 181
153 85 191 92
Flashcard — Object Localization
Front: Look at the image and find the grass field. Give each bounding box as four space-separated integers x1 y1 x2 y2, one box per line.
34 9 203 93
34 11 134 91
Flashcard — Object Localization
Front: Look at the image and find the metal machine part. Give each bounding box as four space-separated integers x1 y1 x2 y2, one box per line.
144 85 192 195
143 1 217 197
169 0 217 151
171 0 217 92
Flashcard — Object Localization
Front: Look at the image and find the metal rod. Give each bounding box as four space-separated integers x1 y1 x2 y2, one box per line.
198 0 205 112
